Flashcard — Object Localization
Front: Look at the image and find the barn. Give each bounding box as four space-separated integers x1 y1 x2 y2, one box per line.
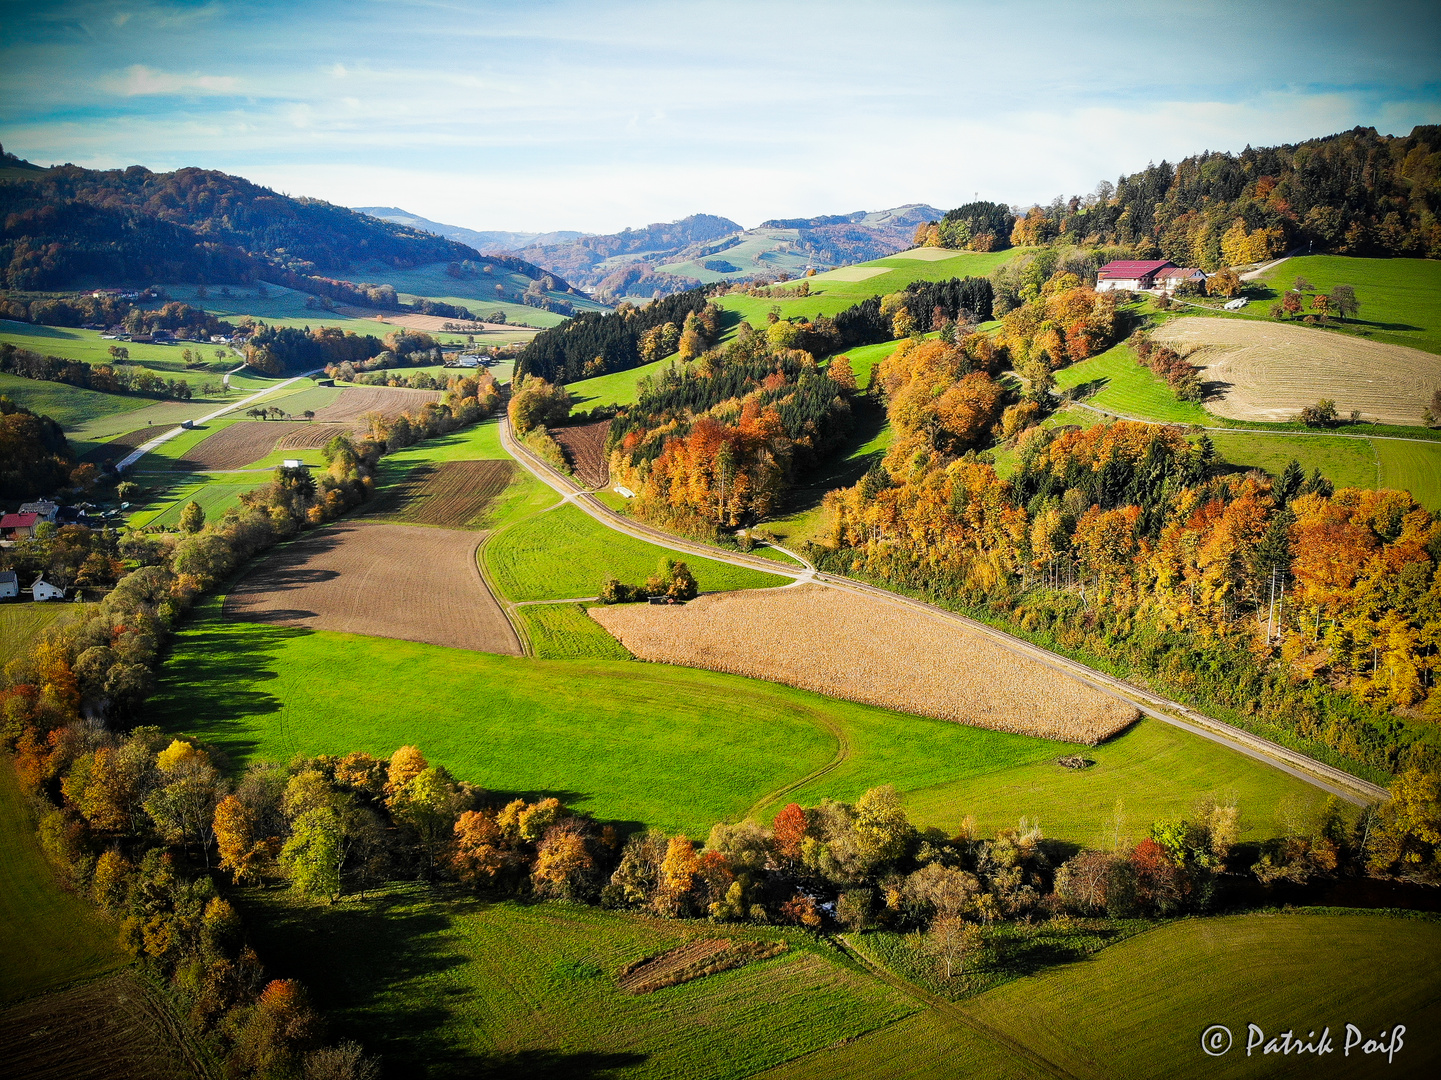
1096 259 1207 294
1 512 39 539
30 576 66 602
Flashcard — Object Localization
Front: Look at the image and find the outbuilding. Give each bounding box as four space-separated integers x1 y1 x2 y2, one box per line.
30 576 66 602
18 499 58 522
0 570 18 600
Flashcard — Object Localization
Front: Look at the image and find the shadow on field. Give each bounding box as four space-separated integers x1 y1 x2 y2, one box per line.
468 1050 649 1078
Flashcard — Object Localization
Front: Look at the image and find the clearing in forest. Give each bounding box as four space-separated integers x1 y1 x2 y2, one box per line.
223 520 520 654
371 459 515 527
550 419 611 488
310 386 442 424
589 584 1136 743
1152 316 1441 425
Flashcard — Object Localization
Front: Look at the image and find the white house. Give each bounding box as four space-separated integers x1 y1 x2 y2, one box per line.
0 570 18 600
31 576 66 602
1152 266 1207 293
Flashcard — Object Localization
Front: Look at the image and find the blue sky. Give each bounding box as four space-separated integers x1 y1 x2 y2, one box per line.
2 0 1438 233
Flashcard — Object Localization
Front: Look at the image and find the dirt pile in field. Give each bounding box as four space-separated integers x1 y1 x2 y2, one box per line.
616 939 787 994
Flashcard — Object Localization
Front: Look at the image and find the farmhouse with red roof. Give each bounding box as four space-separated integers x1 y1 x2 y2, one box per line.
1096 259 1206 293
0 512 39 539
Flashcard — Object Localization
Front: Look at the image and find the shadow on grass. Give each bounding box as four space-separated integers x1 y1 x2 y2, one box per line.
778 397 889 517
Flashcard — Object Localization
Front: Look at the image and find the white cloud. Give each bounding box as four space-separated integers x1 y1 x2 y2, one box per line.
108 64 240 96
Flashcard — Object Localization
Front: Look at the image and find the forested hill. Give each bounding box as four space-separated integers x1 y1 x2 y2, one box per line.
353 206 586 254
514 214 742 280
0 153 483 290
1008 126 1441 267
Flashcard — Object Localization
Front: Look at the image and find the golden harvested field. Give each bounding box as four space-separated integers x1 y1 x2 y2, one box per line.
224 520 520 654
1153 316 1441 425
373 459 515 527
275 423 355 450
310 386 442 424
550 419 611 488
173 421 283 470
589 584 1135 743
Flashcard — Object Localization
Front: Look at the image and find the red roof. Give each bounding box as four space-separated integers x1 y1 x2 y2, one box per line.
1097 259 1174 279
1 512 38 529
1154 266 1203 279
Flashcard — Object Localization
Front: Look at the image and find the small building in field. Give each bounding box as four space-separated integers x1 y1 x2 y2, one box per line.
0 571 18 600
30 576 66 602
282 459 306 470
0 512 39 539
1153 266 1207 293
18 499 58 522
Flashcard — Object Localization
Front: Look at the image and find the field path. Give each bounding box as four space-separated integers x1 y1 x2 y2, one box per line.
740 710 850 821
499 418 1389 806
1071 399 1441 446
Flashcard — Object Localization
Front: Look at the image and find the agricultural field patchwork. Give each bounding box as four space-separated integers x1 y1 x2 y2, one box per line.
309 384 442 424
370 458 517 527
515 601 634 660
1254 255 1441 355
223 520 520 654
1152 316 1441 426
590 584 1136 743
169 419 288 470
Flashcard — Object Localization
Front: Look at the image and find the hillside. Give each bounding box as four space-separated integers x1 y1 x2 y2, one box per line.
516 206 945 299
352 206 585 253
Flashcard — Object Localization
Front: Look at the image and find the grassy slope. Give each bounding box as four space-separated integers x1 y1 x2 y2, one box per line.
566 357 668 409
0 370 152 430
485 503 786 601
1376 439 1441 512
1053 341 1214 425
0 603 86 665
771 913 1441 1080
0 760 128 1003
238 887 916 1080
0 318 235 374
1255 255 1441 354
1209 432 1379 491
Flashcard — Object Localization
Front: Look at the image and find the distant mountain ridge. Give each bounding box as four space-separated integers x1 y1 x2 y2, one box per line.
353 206 586 253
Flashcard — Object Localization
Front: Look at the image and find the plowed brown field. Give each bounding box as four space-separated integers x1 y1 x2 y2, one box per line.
550 420 611 488
224 520 520 654
0 973 205 1080
616 939 787 994
1152 316 1441 425
173 421 282 470
275 423 354 450
372 459 515 527
590 584 1135 743
310 386 443 424
81 426 154 464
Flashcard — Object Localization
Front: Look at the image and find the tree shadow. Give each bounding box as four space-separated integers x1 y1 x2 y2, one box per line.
777 397 889 517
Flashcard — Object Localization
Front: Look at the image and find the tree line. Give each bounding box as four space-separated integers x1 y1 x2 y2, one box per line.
0 342 197 401
0 394 73 498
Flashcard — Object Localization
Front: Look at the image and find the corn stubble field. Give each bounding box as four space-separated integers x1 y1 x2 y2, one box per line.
590 585 1135 742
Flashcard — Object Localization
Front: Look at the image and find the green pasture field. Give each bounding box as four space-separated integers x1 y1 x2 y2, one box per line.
351 261 606 325
151 603 1319 842
1053 341 1214 425
514 602 633 660
566 356 669 409
1254 255 1441 355
0 761 128 1003
134 479 264 529
772 913 1441 1080
1376 439 1441 512
0 602 87 666
238 887 915 1080
264 384 342 416
833 338 900 389
485 503 786 601
0 371 154 431
1209 432 1379 491
0 318 236 375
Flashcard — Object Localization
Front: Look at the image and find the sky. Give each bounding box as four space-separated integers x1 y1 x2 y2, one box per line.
2 0 1439 234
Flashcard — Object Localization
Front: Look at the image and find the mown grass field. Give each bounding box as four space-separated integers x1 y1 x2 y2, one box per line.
515 602 634 660
1255 255 1441 355
134 479 263 529
0 761 128 1003
1052 341 1215 424
238 887 916 1080
1376 438 1441 511
0 318 234 374
0 602 87 665
151 602 1319 842
1209 432 1379 491
566 357 668 410
0 370 154 430
485 503 786 601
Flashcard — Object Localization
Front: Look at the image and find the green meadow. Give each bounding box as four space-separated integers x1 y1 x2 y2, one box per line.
513 602 634 660
566 357 668 409
0 762 128 1003
1254 255 1441 354
1052 341 1215 425
0 318 235 373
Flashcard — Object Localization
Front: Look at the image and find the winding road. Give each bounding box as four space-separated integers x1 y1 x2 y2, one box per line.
498 418 1389 807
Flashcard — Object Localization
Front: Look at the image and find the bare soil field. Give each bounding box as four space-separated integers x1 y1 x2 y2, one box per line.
224 520 520 654
372 459 515 527
616 939 787 994
173 420 284 470
550 419 611 488
590 584 1136 743
0 972 205 1080
1153 316 1441 425
80 426 154 464
309 386 442 424
275 423 355 450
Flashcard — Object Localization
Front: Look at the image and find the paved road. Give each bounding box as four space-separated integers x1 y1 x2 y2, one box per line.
116 370 322 471
499 418 1389 806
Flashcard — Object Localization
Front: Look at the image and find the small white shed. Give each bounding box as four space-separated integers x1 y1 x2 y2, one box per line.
0 571 18 600
31 576 66 602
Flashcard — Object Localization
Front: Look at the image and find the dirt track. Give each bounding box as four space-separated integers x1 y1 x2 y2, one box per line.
550 420 611 488
224 520 520 654
1153 316 1441 425
590 584 1135 743
310 386 443 424
0 972 205 1080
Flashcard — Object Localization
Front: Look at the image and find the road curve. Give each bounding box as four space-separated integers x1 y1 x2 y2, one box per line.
499 419 1389 806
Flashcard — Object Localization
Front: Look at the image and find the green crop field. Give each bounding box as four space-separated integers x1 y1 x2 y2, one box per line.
514 602 634 660
1053 341 1215 425
0 761 128 1003
135 479 264 529
151 603 1318 842
237 886 916 1079
1255 255 1441 355
771 913 1441 1080
484 503 786 601
1209 432 1380 491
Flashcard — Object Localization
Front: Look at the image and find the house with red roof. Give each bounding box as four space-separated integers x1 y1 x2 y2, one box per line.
1096 259 1206 293
0 512 39 539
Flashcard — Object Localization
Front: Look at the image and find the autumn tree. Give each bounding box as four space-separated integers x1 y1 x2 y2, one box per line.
924 914 984 978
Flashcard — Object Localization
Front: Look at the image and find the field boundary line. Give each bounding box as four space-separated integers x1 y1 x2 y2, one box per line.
1071 400 1441 445
500 419 1388 805
833 935 1079 1080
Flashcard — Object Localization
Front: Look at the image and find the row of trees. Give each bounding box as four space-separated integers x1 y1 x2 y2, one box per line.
0 343 195 401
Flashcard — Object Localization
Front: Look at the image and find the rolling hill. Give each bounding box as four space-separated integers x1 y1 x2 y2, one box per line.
352 206 585 254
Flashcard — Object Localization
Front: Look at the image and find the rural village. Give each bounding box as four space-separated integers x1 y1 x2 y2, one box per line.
2 4 1441 1079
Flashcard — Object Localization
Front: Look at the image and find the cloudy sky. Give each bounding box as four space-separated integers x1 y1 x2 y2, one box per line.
2 0 1438 233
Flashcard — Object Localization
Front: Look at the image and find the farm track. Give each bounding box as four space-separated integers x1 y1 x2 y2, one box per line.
500 417 1389 806
1072 399 1441 445
740 710 850 821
